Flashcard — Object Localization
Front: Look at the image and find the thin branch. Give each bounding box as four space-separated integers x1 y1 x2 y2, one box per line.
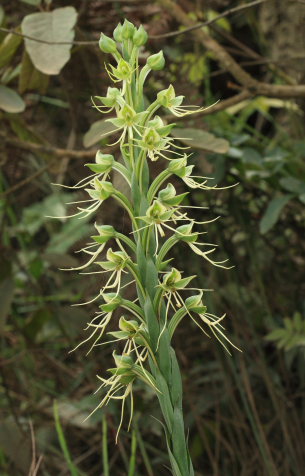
157 0 305 98
0 27 97 46
1 162 52 198
150 0 268 39
0 133 119 198
0 2 265 44
1 134 98 158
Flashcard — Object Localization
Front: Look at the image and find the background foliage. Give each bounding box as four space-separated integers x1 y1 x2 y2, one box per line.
1 1 305 475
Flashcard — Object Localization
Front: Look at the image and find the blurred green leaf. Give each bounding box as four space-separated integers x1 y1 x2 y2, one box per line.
266 313 305 351
242 147 262 166
280 176 305 195
0 418 31 473
0 85 25 113
21 7 77 75
0 7 5 26
0 278 14 333
20 193 71 235
171 128 229 153
0 31 22 69
23 307 52 340
19 50 49 94
259 194 292 234
83 119 119 148
46 216 93 254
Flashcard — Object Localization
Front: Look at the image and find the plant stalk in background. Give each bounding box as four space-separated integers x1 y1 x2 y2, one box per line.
57 19 238 475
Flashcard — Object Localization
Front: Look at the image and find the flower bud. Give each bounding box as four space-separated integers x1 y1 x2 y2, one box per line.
113 23 123 42
99 33 117 54
133 25 148 46
121 19 136 40
147 51 165 71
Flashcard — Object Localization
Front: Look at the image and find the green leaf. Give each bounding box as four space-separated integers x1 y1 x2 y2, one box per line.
259 194 292 234
280 177 305 195
83 119 119 148
172 406 189 475
0 6 5 26
21 7 77 75
242 147 262 165
53 401 79 476
0 31 22 69
0 85 25 113
170 128 229 153
0 278 14 333
46 216 93 254
19 50 49 94
19 193 71 235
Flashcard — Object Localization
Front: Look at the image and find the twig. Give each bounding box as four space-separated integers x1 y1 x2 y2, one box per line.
157 0 305 98
0 27 97 46
1 162 53 198
1 134 97 158
150 0 268 39
0 2 266 44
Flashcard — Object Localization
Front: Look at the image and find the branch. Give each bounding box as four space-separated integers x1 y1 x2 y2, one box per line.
150 0 268 39
0 135 101 198
1 134 97 158
0 27 97 46
157 0 305 98
0 2 266 44
1 162 53 198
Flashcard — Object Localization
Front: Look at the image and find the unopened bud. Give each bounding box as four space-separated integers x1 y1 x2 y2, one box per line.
113 23 123 42
147 51 165 71
133 25 148 46
99 33 117 54
121 19 136 40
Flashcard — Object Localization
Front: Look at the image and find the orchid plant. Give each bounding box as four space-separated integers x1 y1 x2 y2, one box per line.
56 19 238 475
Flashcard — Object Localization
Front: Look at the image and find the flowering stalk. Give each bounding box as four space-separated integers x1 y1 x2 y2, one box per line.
59 19 239 475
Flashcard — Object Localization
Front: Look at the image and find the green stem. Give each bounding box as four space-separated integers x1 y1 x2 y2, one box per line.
102 414 110 476
147 169 171 204
113 161 132 185
128 428 137 476
116 233 137 254
156 235 177 268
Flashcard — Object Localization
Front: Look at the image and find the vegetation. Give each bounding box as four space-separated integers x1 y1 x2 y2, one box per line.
1 1 305 475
